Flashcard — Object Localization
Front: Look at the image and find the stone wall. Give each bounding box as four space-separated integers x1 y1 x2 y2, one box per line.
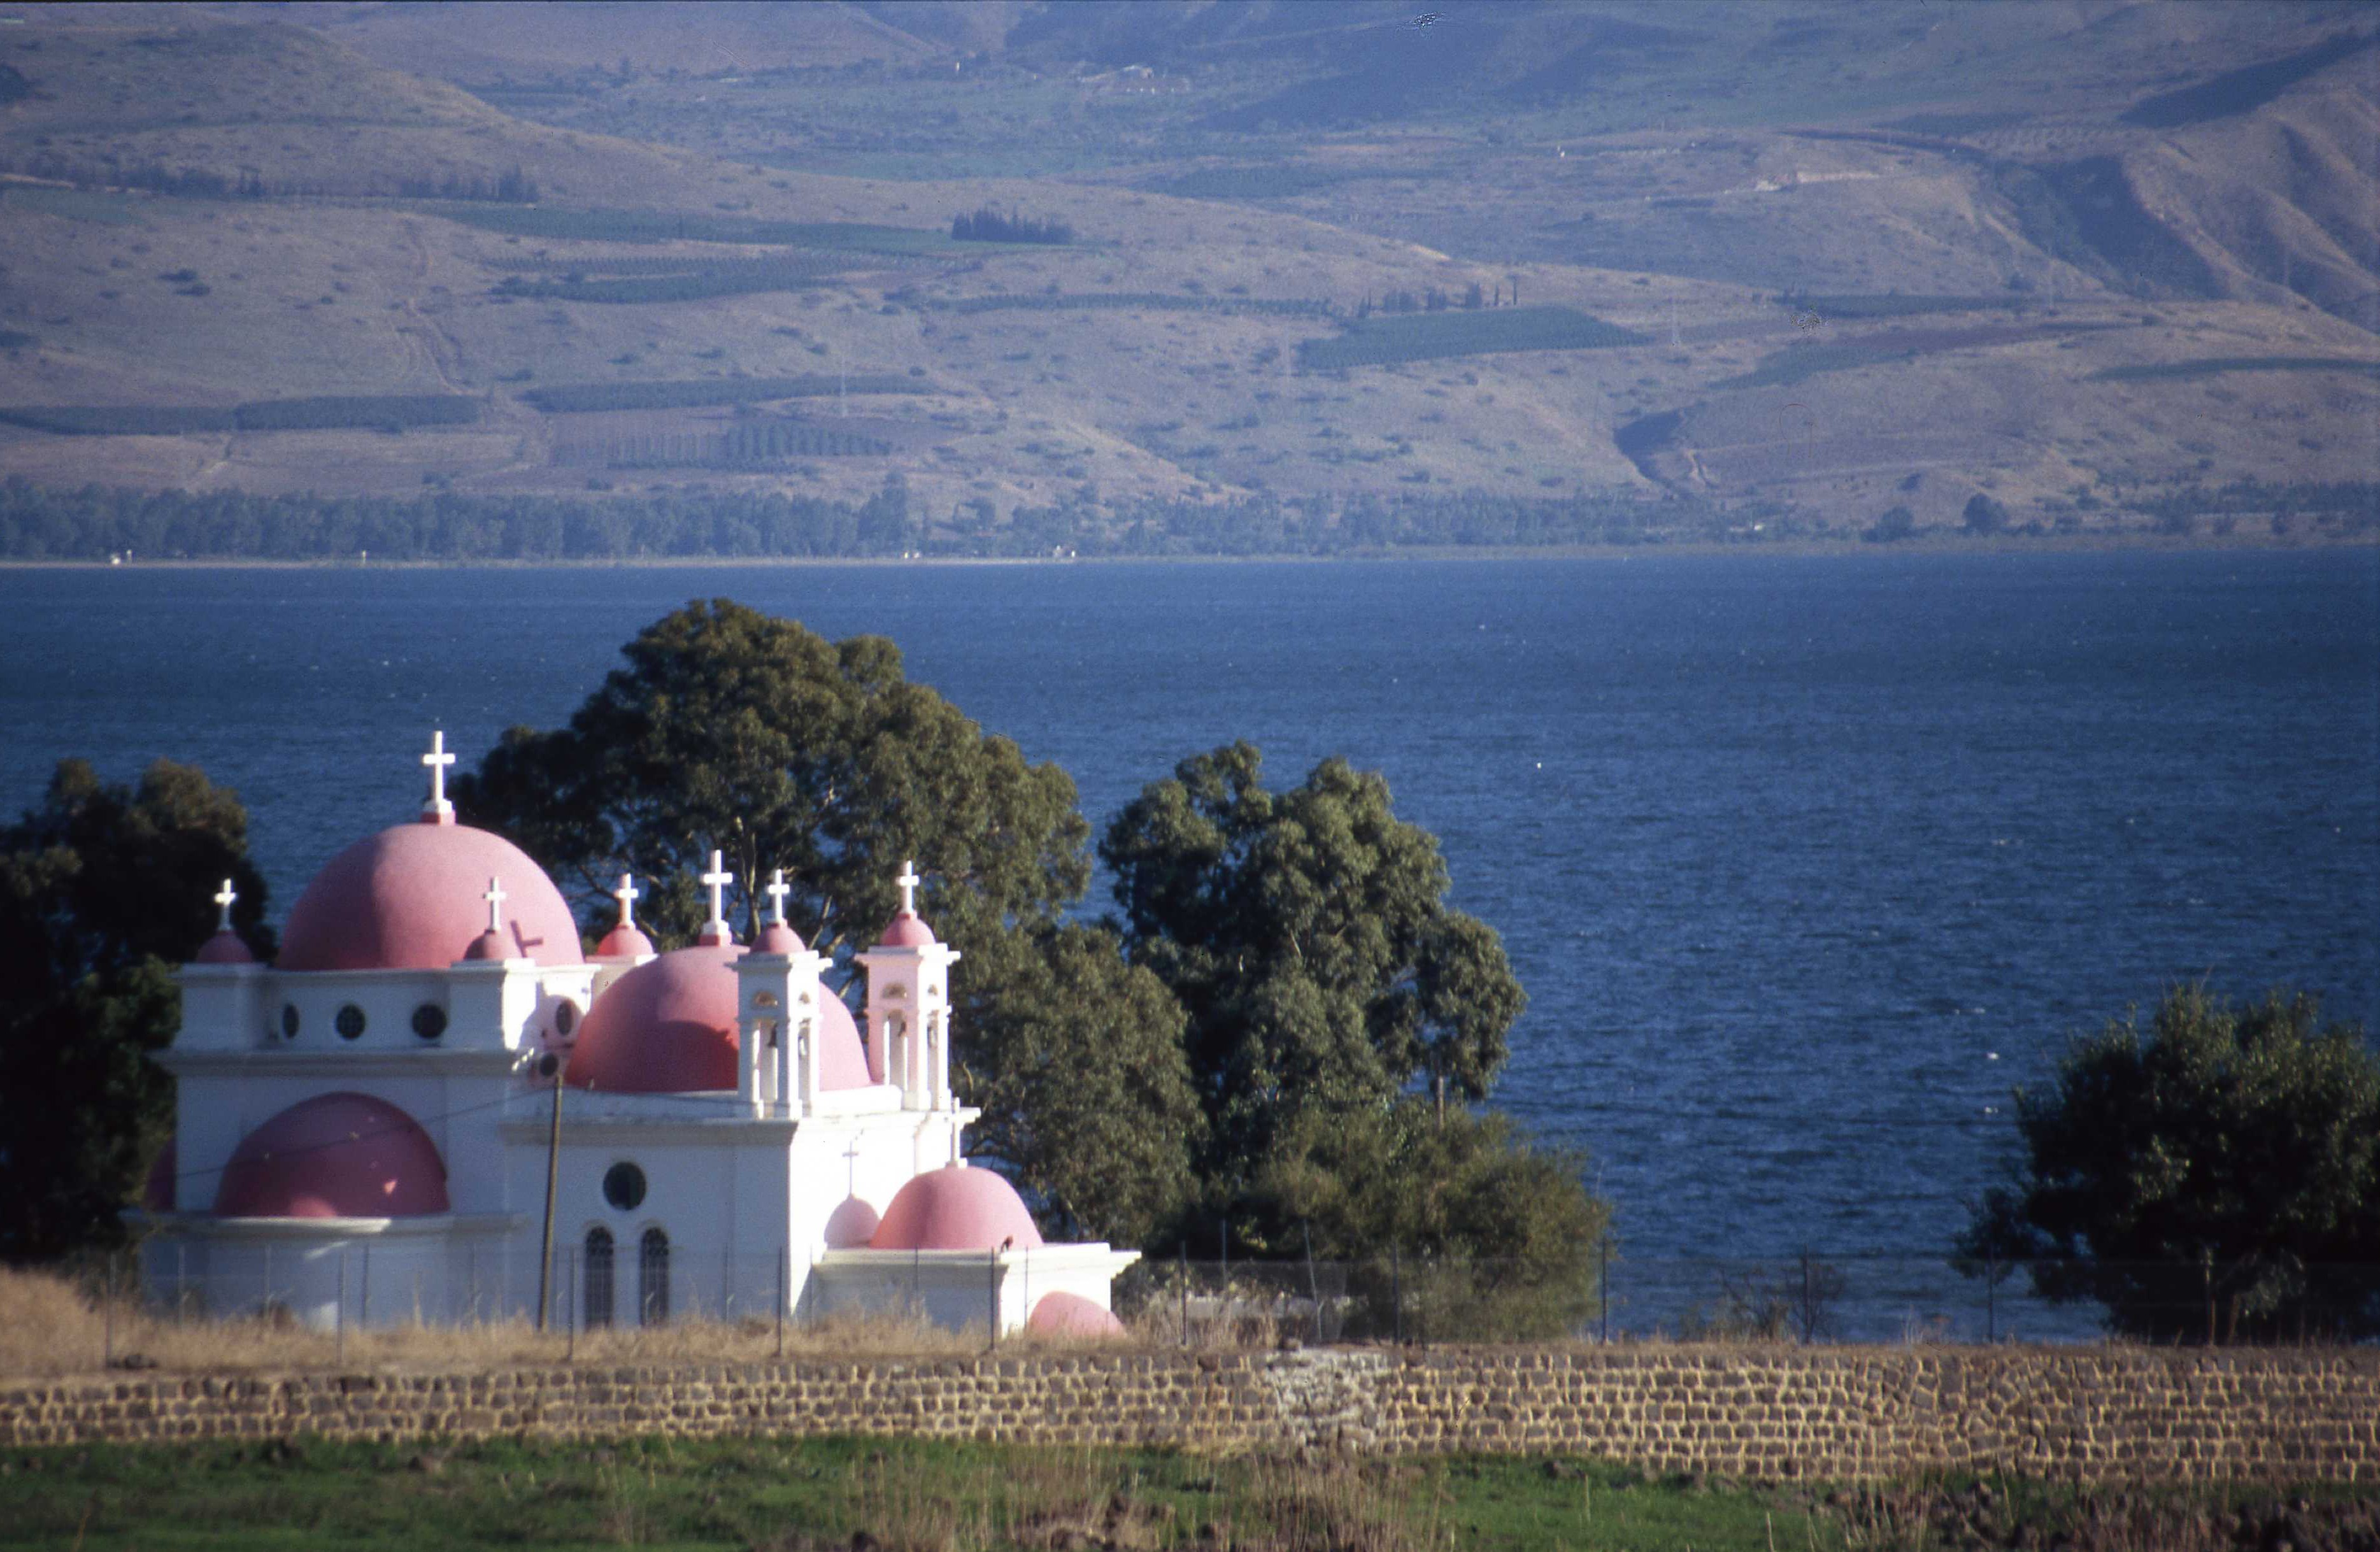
4 1346 2375 1482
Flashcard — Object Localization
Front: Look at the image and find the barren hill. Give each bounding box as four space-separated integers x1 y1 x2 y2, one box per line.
0 0 2370 549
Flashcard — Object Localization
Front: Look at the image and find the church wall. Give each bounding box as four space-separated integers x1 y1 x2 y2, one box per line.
6 1347 2376 1482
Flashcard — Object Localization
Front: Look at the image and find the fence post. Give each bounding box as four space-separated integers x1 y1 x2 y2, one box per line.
987 1246 999 1350
177 1240 189 1320
103 1262 115 1369
566 1255 576 1361
1302 1223 1321 1346
776 1246 785 1360
1391 1247 1402 1345
1178 1244 1188 1346
360 1244 370 1328
337 1249 347 1365
263 1243 273 1316
1801 1248 1814 1345
1599 1236 1611 1344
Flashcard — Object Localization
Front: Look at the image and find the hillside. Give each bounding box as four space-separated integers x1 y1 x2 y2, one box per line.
0 1 2371 552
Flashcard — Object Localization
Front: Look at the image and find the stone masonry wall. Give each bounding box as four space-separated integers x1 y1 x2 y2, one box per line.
4 1347 2375 1483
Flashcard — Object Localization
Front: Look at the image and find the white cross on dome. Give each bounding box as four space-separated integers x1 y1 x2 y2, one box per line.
482 874 506 935
612 872 640 927
895 860 921 915
765 868 792 926
701 851 734 935
213 878 237 932
422 730 457 822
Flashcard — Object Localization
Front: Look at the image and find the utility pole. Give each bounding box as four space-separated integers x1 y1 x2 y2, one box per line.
536 1059 563 1331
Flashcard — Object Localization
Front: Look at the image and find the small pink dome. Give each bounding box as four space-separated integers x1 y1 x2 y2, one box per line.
822 1195 880 1248
594 922 655 959
878 911 937 948
869 1165 1043 1252
143 1140 177 1211
1027 1291 1126 1340
567 946 871 1094
278 822 583 972
462 928 506 960
193 929 254 965
214 1092 450 1218
754 920 805 955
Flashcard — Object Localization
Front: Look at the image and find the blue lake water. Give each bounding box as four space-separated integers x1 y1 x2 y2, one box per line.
4 550 2376 1293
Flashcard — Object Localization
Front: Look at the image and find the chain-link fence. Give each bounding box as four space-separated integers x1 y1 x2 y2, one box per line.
94 1242 2380 1354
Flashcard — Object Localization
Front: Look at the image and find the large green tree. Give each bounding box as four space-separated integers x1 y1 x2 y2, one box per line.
453 600 1202 1245
0 760 271 1261
1101 742 1550 1253
1960 985 2380 1342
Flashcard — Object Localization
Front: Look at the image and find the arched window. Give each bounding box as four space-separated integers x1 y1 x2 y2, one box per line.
583 1227 615 1328
639 1227 670 1326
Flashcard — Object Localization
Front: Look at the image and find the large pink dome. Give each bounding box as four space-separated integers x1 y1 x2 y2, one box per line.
566 946 871 1094
278 821 583 972
869 1165 1043 1252
213 1092 450 1218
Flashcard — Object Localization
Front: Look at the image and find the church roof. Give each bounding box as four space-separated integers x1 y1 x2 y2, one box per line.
1027 1290 1126 1339
869 1164 1043 1252
565 944 871 1094
213 1091 450 1218
276 821 583 972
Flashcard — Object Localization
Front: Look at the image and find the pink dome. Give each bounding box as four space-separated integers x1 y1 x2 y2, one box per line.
822 1195 880 1248
869 1165 1043 1252
594 922 655 959
213 1092 450 1218
143 1140 177 1211
278 822 583 972
193 929 254 965
567 946 871 1094
878 911 937 948
754 921 805 955
1028 1291 1126 1340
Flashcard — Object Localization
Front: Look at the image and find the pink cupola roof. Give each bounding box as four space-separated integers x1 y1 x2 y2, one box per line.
566 946 871 1094
213 1092 450 1219
1027 1290 1126 1339
868 1164 1043 1252
878 911 937 948
194 929 255 965
595 922 656 958
277 822 583 972
822 1195 881 1248
754 920 804 955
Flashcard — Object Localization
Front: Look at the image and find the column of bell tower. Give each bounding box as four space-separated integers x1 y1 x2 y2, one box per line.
857 862 959 1111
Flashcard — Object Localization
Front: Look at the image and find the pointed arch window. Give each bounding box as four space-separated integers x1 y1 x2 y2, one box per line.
639 1227 670 1326
583 1227 615 1328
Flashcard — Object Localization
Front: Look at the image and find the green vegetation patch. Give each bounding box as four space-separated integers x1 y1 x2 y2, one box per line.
0 184 151 226
493 257 846 305
933 292 1335 319
2091 356 2380 383
1141 162 1450 201
1297 307 1644 371
1781 294 2029 322
421 203 966 254
522 377 926 414
0 397 480 437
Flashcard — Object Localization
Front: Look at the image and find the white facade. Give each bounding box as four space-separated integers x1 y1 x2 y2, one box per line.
134 742 1137 1337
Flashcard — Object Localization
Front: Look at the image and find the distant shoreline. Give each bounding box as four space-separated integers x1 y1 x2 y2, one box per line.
3 532 2372 571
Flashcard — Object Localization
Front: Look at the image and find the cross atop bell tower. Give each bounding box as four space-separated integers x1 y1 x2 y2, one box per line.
421 730 457 824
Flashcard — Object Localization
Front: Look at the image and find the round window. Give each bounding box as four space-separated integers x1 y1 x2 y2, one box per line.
280 1003 300 1039
602 1162 647 1212
411 1004 448 1041
554 1000 578 1038
335 1003 367 1041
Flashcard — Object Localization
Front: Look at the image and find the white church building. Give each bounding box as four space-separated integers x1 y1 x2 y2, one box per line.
132 734 1137 1338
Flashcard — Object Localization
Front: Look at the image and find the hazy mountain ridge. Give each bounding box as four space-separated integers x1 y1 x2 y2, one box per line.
0 1 2370 547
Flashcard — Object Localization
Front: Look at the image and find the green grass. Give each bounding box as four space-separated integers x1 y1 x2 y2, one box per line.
2091 355 2380 382
1297 307 1645 371
492 259 848 305
418 203 1015 255
520 377 925 414
5 1434 2374 1551
0 1435 1848 1551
